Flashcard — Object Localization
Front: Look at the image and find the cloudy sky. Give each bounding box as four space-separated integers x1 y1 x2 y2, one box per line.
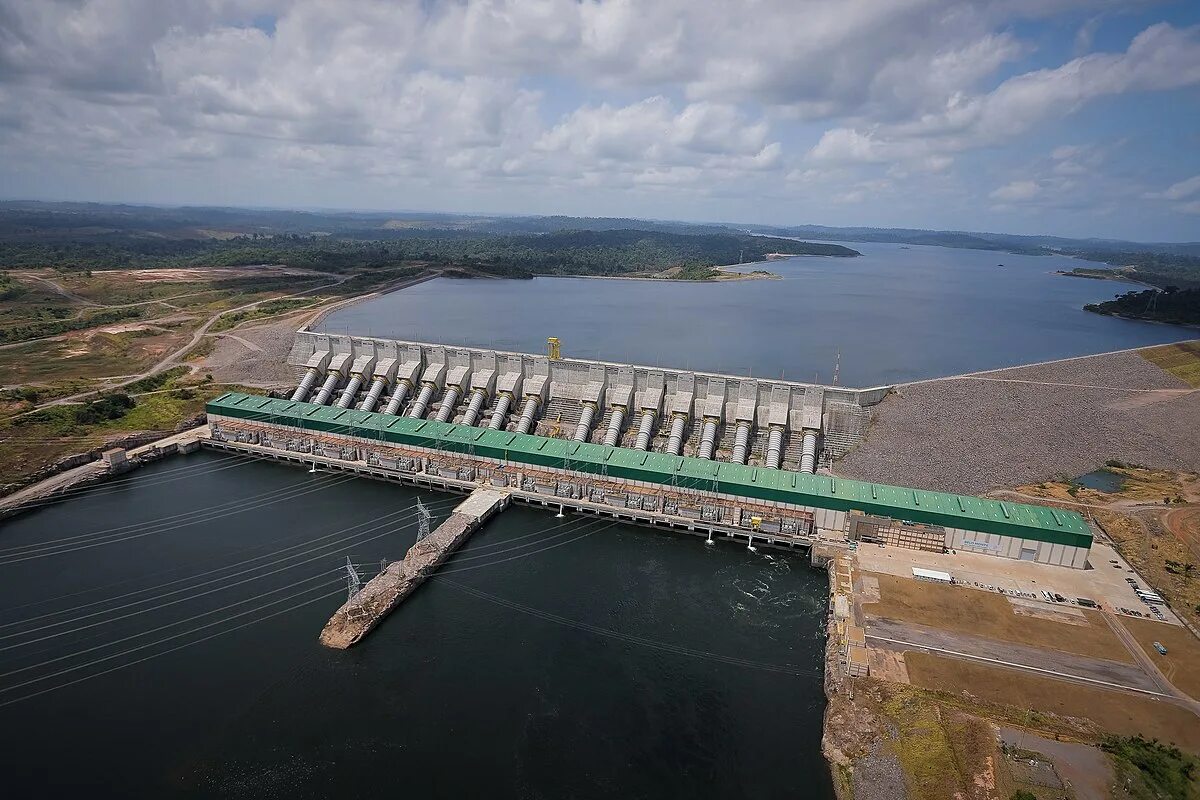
2 1 1199 241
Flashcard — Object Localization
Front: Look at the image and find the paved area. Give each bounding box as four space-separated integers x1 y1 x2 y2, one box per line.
838 345 1200 494
854 538 1183 625
865 617 1162 693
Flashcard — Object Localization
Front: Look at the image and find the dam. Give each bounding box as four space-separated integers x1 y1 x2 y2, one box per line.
199 330 1094 645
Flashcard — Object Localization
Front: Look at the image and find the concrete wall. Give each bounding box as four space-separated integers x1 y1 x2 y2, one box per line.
287 331 893 438
944 527 1088 569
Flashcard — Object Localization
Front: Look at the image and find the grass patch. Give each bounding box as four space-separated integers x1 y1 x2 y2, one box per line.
124 366 189 394
862 571 1132 662
905 652 1200 753
0 305 146 344
1140 341 1200 388
209 297 322 332
1102 735 1199 800
880 690 966 799
0 384 218 493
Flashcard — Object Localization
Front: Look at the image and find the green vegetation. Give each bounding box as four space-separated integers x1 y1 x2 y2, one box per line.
1139 341 1200 388
674 264 720 280
124 366 190 394
0 272 25 301
1084 288 1200 326
1101 735 1199 800
209 297 322 332
0 305 144 344
71 393 135 425
1010 791 1036 800
1067 252 1200 290
0 220 858 280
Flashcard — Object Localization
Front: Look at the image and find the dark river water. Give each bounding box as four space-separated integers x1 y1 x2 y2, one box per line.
0 451 831 798
318 242 1193 386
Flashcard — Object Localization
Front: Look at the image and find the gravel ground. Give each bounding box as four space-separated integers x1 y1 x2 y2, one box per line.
945 345 1190 390
200 314 305 388
851 741 907 800
838 347 1200 495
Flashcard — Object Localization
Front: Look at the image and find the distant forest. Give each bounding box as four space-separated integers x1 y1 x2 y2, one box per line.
0 204 858 279
1064 252 1200 291
4 201 1198 286
1084 287 1200 326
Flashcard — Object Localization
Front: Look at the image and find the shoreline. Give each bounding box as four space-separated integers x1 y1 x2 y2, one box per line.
549 268 782 283
1057 269 1161 291
1083 308 1200 331
0 425 207 521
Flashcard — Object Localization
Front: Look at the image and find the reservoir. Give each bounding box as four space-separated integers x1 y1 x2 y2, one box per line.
0 451 832 798
318 242 1193 386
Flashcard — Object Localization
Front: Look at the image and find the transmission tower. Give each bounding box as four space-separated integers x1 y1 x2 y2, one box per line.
416 498 432 541
344 556 362 601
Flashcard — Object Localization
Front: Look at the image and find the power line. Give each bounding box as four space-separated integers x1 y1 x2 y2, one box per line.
0 491 455 617
0 452 258 516
0 581 345 708
0 508 431 652
0 474 362 565
0 496 463 632
0 454 348 553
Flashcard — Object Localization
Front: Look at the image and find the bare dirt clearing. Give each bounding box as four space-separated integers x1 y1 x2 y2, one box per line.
1123 617 1200 700
906 653 1200 752
109 266 305 282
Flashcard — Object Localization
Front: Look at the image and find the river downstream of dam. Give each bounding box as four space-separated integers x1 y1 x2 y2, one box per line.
318 241 1193 386
0 450 832 799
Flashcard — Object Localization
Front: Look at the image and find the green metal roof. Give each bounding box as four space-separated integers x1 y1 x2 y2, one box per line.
206 392 1092 548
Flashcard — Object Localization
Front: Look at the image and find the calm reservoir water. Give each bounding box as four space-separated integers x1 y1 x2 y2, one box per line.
319 242 1193 386
0 451 831 798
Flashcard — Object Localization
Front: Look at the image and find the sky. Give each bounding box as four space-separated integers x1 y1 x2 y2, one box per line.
1 0 1199 242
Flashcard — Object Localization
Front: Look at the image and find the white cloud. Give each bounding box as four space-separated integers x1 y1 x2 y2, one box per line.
1149 174 1200 201
0 0 1195 239
808 23 1200 168
990 180 1041 202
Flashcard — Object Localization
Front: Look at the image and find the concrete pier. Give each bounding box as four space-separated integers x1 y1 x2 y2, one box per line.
319 488 510 649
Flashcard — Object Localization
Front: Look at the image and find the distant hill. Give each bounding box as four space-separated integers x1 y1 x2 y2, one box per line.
2 201 1195 285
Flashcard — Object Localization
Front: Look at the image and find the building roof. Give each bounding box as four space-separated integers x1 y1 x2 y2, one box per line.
912 567 953 582
206 392 1092 548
